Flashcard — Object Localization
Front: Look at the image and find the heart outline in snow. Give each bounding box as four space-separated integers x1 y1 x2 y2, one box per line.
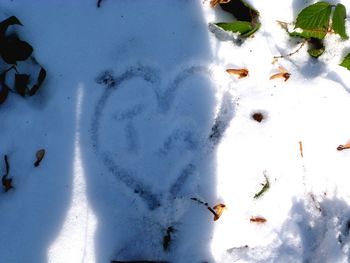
91 64 217 210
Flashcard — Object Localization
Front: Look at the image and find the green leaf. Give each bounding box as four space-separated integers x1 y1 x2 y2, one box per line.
332 4 348 40
243 22 261 37
307 37 325 58
308 46 325 57
216 21 252 35
340 53 350 70
289 27 327 39
253 174 270 199
295 2 331 31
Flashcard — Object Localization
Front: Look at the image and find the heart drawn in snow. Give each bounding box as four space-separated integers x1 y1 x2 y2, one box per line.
91 65 215 210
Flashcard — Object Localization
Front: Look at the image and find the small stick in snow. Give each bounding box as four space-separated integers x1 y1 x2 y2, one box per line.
299 141 304 158
226 68 249 79
337 142 350 151
269 66 291 82
273 41 306 62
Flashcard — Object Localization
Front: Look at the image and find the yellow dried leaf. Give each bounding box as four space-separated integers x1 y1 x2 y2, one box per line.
213 203 226 221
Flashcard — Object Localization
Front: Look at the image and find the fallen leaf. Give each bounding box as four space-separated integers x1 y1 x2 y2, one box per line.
191 197 226 221
0 34 33 64
34 149 45 167
226 68 249 78
15 74 29 97
250 216 266 223
254 172 270 199
210 0 231 8
0 16 22 38
2 155 13 192
251 112 264 122
337 142 350 151
213 203 226 221
29 67 46 96
269 66 290 81
299 141 304 158
2 175 13 192
0 72 9 104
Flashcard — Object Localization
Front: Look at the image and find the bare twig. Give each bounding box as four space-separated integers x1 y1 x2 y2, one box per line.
273 41 306 60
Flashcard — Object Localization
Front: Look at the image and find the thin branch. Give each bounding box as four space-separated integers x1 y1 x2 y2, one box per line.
273 41 306 60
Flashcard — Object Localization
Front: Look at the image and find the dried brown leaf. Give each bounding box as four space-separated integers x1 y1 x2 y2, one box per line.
226 68 249 79
35 149 45 167
270 66 291 81
337 143 350 151
2 175 13 192
269 72 290 81
210 0 231 7
299 141 304 158
250 216 266 223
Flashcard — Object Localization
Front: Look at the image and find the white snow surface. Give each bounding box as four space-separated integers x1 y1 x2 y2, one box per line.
1 0 350 262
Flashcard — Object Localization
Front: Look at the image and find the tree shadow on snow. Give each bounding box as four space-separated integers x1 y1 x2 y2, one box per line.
79 1 234 262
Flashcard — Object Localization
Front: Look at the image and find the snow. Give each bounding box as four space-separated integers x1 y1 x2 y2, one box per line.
1 0 350 262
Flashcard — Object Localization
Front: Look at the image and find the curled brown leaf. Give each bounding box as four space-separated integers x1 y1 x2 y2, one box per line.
270 66 290 81
226 68 249 79
337 143 350 151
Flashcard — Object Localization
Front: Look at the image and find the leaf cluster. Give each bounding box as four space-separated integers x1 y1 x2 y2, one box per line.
286 2 348 58
0 16 46 104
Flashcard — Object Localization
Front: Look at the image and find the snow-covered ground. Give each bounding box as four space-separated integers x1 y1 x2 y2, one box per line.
1 0 350 262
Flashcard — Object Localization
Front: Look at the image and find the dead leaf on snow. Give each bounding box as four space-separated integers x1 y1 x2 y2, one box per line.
299 141 304 158
226 68 249 79
337 142 350 151
270 66 290 81
210 0 231 8
34 149 45 167
250 216 266 223
213 203 226 221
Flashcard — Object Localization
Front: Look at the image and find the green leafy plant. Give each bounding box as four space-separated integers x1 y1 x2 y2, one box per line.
0 16 46 104
212 0 261 38
277 2 348 59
